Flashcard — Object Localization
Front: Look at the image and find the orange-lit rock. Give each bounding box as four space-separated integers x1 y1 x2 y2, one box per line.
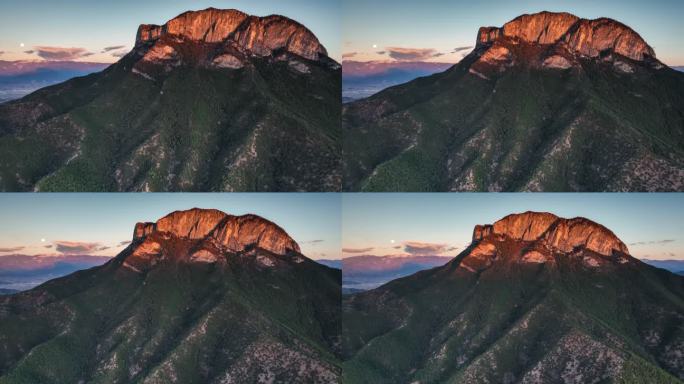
135 8 327 61
473 211 629 257
129 208 300 265
475 11 656 62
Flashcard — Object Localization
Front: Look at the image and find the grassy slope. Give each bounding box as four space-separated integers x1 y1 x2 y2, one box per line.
0 58 341 192
342 248 684 383
343 57 684 192
0 252 341 383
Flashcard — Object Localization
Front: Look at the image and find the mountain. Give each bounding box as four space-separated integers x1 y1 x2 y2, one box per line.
342 255 451 291
317 259 343 269
0 208 341 383
0 8 341 192
642 259 684 274
0 288 17 295
342 212 684 383
0 254 111 291
0 60 109 103
343 61 453 101
343 11 684 192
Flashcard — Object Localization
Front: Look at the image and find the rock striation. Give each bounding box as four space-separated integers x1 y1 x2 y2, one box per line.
476 11 655 61
135 8 328 61
128 208 301 268
472 211 629 257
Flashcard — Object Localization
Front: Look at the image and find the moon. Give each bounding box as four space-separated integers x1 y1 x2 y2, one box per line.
20 43 25 48
40 238 46 243
390 239 395 244
372 44 378 49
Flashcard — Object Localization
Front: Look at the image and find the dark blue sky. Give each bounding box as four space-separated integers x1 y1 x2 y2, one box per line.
343 194 684 260
343 0 683 64
0 193 341 260
0 0 341 62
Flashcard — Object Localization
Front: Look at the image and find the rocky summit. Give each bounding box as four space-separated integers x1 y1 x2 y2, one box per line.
342 212 684 383
0 209 341 383
476 12 655 61
136 8 328 62
343 11 684 192
0 8 341 192
473 211 629 256
123 208 302 272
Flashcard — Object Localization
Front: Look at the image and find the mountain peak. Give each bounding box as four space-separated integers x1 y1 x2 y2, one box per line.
476 11 655 62
472 211 629 257
125 209 301 271
135 7 328 61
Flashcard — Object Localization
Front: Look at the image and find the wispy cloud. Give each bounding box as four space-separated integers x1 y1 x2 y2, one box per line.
376 51 386 55
23 50 35 54
302 240 325 245
342 52 358 58
32 46 95 61
629 239 676 246
403 241 448 256
0 246 25 253
342 247 374 254
55 241 101 255
386 47 437 61
44 245 53 249
0 51 4 56
111 51 127 58
453 46 473 53
102 45 125 53
119 240 132 246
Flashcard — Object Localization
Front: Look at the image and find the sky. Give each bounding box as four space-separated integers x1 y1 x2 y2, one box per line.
0 0 341 63
0 193 341 260
342 194 684 261
343 0 684 65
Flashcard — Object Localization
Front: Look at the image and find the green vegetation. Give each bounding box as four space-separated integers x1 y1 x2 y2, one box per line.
0 55 341 192
0 249 341 383
343 52 684 191
342 242 684 383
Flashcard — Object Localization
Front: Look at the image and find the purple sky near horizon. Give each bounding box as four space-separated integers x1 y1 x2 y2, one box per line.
0 194 682 263
0 0 341 63
0 194 341 261
342 194 684 261
343 0 684 65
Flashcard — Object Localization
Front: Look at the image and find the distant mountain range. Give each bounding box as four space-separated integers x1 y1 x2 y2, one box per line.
343 212 684 383
342 255 451 291
0 208 341 382
0 8 341 192
342 61 453 101
0 254 111 291
317 259 342 269
339 255 684 294
0 60 109 103
642 259 684 275
343 11 684 192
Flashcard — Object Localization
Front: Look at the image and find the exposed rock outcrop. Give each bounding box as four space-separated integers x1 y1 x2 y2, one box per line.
472 211 629 257
135 8 328 61
476 11 656 61
130 208 301 260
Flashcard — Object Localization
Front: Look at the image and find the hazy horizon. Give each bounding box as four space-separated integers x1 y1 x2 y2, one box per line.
0 0 341 63
343 0 684 66
0 193 341 261
343 194 684 261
